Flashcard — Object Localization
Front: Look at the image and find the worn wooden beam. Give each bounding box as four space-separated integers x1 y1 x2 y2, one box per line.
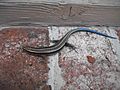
1 0 120 6
0 0 120 26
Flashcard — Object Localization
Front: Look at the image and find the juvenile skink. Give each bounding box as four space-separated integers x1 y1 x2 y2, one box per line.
22 28 117 54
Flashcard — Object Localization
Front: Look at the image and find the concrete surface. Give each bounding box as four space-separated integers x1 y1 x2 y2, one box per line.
47 26 120 90
0 26 120 90
0 1 120 89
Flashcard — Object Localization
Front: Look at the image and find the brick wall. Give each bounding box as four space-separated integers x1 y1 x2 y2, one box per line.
0 26 120 90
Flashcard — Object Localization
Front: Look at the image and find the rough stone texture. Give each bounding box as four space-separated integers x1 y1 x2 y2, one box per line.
0 26 120 90
48 27 120 90
0 27 51 90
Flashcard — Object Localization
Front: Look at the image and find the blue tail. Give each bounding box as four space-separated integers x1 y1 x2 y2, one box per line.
79 28 117 39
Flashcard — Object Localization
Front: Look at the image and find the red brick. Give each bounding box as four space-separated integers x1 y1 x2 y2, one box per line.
0 27 50 90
